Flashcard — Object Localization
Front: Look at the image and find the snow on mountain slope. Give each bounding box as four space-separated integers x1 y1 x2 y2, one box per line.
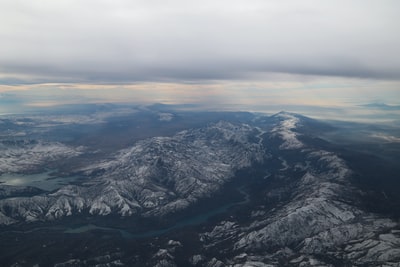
1 111 399 266
190 114 400 266
0 121 264 223
0 140 84 174
271 112 304 150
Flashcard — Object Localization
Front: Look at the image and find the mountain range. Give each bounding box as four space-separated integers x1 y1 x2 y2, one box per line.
0 106 399 266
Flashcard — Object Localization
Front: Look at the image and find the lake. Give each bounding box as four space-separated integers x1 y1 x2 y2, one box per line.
0 171 80 191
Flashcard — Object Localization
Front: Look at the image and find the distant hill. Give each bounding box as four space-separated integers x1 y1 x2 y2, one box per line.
360 102 400 110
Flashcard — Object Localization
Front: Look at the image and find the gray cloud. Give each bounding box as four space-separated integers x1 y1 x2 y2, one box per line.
1 0 400 84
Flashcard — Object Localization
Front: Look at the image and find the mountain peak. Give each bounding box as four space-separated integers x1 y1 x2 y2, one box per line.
271 111 301 118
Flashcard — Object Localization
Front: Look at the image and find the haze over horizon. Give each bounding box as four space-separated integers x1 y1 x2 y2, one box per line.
1 0 399 120
2 3 400 265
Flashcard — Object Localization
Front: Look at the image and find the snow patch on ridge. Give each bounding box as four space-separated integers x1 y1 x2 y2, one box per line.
0 121 264 223
271 113 303 150
0 140 84 174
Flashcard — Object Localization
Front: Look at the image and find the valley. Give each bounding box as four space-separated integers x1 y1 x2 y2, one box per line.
0 104 399 266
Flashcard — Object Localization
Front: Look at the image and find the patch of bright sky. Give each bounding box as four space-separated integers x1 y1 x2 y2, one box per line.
1 75 399 121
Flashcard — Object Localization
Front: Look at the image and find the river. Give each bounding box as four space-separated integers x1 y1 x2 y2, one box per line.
64 186 251 239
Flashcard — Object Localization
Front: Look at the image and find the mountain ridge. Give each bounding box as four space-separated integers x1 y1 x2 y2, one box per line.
0 109 399 266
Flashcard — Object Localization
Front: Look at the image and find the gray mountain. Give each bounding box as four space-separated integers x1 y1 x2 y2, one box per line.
0 108 399 266
0 121 264 223
197 112 400 266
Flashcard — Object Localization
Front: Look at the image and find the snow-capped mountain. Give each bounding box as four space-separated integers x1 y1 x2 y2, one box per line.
0 121 264 223
0 140 83 174
198 113 400 266
0 108 399 266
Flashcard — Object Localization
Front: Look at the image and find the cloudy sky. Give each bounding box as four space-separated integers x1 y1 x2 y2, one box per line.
1 0 399 116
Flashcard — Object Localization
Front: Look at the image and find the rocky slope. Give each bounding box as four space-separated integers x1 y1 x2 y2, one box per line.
185 113 400 266
0 140 83 174
0 121 264 223
0 110 399 266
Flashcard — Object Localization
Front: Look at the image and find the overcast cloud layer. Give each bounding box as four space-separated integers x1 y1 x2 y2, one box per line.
1 0 400 84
